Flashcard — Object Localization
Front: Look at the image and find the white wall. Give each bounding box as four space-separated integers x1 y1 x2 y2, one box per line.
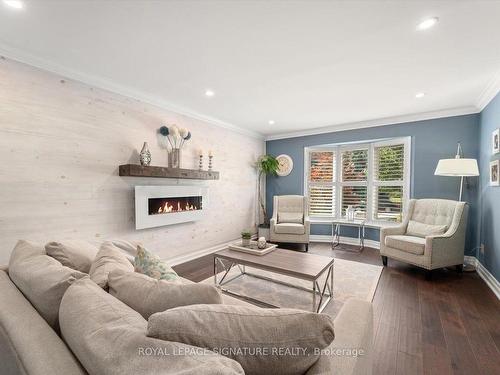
0 58 264 265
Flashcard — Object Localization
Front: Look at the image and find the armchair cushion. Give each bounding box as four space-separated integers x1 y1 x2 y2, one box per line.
274 223 306 235
385 235 426 255
278 212 303 224
406 220 447 238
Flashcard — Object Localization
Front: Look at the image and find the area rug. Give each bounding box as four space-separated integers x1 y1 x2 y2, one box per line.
201 258 382 318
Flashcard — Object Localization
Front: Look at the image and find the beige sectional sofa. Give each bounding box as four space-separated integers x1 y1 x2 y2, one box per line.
0 242 373 375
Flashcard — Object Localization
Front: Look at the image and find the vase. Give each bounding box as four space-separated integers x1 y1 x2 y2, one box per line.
139 142 151 166
168 148 181 168
346 205 355 221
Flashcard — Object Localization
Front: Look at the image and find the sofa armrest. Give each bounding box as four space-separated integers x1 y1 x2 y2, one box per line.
305 299 373 375
304 216 311 235
380 224 406 247
270 218 277 234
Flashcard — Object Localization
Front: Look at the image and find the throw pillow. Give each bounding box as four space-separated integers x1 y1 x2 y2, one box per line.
147 304 335 375
89 241 134 288
8 240 86 331
406 220 447 238
60 278 244 375
45 240 99 273
277 212 303 224
134 245 179 281
108 268 222 319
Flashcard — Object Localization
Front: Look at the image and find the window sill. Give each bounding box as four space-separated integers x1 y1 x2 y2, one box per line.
309 217 401 229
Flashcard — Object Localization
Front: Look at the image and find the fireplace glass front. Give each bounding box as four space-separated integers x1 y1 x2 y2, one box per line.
148 196 202 215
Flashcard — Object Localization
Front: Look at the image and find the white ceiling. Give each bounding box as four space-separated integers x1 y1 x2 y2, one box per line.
1 1 500 139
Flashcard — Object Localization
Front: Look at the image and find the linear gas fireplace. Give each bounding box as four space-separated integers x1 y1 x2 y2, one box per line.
148 196 202 215
135 186 208 229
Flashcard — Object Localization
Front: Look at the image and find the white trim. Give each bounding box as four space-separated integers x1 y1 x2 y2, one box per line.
465 256 500 300
167 234 258 267
167 237 239 266
0 43 263 140
476 68 500 111
310 234 380 249
266 107 479 141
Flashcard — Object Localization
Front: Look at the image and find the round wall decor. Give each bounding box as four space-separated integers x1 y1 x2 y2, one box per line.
276 154 293 176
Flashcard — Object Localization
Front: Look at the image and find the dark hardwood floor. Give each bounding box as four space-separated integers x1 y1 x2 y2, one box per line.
173 243 500 375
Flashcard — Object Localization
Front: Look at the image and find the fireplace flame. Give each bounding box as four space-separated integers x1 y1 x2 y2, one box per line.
157 202 198 214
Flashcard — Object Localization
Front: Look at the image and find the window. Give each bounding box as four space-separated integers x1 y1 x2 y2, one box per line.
305 137 410 222
308 150 335 216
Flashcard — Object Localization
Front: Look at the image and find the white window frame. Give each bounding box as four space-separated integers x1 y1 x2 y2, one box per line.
304 137 411 223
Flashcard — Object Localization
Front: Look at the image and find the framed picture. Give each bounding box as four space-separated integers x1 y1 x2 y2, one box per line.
490 160 499 186
493 128 500 154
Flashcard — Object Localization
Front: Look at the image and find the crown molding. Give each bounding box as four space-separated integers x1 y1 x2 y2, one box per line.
265 106 480 141
0 42 264 140
476 68 500 111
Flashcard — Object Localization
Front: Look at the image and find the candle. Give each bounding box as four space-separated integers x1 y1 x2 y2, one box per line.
198 149 203 156
208 150 213 157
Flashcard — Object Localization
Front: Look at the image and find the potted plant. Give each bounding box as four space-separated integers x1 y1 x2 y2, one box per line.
241 230 252 247
255 155 279 238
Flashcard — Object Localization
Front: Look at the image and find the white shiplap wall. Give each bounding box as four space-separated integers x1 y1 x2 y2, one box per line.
0 57 264 265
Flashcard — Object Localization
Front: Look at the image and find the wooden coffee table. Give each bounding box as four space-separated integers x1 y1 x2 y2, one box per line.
213 248 334 313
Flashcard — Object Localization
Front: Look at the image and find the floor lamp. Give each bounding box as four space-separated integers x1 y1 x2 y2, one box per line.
434 142 479 271
434 142 479 201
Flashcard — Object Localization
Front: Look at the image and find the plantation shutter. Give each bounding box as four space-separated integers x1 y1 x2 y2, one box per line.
308 151 335 217
372 143 406 221
340 149 368 219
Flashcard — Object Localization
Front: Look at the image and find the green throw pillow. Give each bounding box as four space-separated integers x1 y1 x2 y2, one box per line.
134 245 179 281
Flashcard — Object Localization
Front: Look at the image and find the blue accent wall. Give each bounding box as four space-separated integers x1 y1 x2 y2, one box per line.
478 92 500 280
266 114 480 254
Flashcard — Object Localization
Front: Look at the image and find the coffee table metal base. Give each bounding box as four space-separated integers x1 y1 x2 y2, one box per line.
213 257 333 313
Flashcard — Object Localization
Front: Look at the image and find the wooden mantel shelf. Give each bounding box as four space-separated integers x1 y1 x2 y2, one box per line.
119 164 219 180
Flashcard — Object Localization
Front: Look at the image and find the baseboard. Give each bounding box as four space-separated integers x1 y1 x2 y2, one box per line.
167 235 258 267
465 256 500 300
310 235 380 249
167 237 239 266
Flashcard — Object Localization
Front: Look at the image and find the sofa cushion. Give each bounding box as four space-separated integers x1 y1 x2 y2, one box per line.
60 277 243 375
134 245 179 281
0 270 86 375
147 304 335 375
406 220 447 238
274 223 306 235
89 241 134 288
108 269 222 319
45 240 99 273
385 235 426 255
8 240 86 331
109 239 142 263
278 212 303 224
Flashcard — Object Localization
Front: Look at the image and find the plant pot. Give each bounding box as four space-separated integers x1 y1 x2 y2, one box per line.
241 238 251 247
258 225 270 240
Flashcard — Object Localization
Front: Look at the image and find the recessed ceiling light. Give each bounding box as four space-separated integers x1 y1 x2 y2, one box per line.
415 92 425 99
268 120 275 125
3 0 23 9
205 90 215 97
416 17 439 31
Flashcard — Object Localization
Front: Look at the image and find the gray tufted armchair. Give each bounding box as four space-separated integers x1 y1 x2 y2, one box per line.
380 199 468 272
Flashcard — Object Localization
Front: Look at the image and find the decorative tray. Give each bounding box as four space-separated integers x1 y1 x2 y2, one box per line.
228 241 278 256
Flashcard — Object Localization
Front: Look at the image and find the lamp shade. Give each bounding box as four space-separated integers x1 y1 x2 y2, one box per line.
434 158 479 176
